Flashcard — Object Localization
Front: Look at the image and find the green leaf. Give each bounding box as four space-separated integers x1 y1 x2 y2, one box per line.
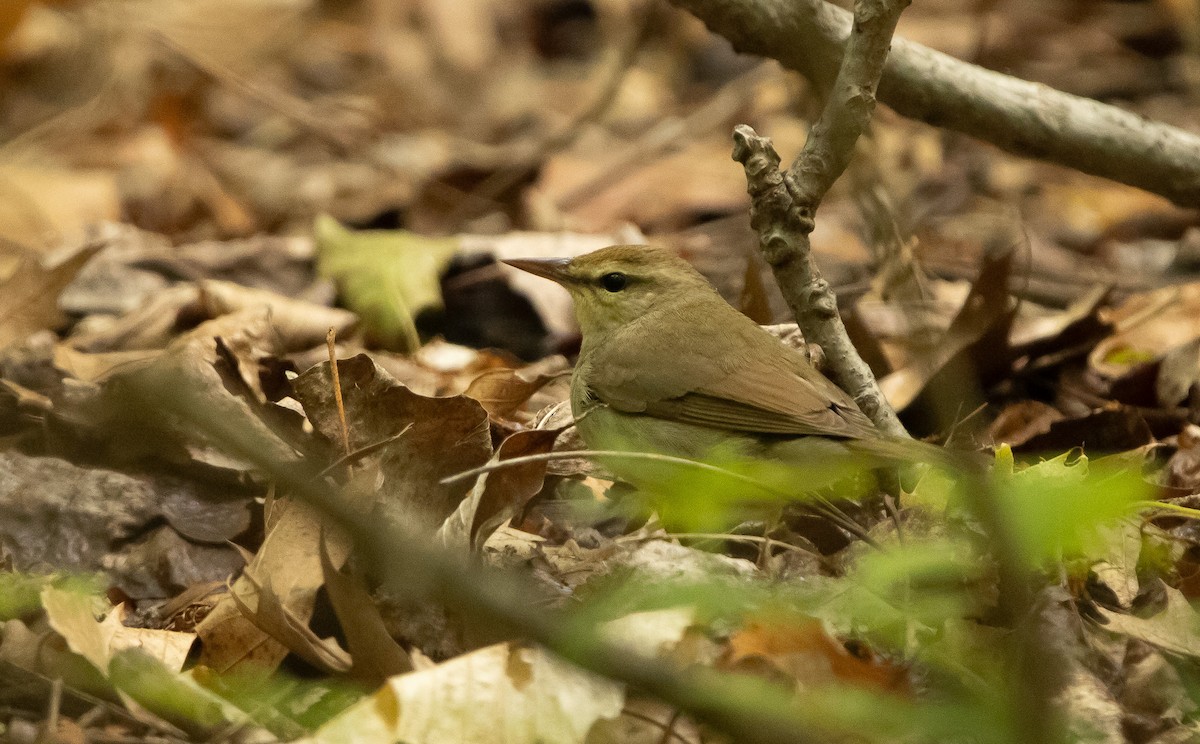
314 215 459 351
0 572 101 621
998 451 1151 568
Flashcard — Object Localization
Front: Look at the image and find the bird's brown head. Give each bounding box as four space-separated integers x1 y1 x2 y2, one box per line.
504 245 715 338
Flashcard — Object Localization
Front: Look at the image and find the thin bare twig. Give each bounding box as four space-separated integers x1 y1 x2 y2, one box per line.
616 531 823 560
673 0 1200 206
316 424 412 478
731 0 909 437
326 330 351 456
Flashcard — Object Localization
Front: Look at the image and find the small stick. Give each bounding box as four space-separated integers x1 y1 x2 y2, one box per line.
327 328 351 456
38 677 62 744
317 425 413 478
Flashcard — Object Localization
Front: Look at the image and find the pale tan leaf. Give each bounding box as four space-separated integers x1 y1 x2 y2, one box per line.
0 244 102 351
305 643 623 744
1095 583 1200 657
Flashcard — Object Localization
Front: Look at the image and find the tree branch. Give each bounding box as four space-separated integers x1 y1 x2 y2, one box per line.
676 0 1200 207
732 0 909 438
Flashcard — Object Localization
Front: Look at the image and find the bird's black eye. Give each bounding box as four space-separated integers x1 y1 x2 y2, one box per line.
600 272 627 292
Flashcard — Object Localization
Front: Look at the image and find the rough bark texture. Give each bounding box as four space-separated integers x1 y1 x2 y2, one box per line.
731 0 910 438
676 0 1200 206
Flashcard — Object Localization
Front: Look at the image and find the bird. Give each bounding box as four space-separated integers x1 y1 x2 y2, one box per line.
502 245 942 502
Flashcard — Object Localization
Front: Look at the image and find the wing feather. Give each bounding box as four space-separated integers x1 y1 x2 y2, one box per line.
584 297 880 439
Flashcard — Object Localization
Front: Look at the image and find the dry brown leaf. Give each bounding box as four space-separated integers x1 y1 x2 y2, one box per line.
438 427 562 552
987 400 1066 449
725 617 910 693
463 363 567 419
67 285 201 352
1091 283 1200 380
0 244 102 352
227 569 353 674
879 250 1015 411
599 607 696 660
291 355 492 530
53 307 297 477
199 279 358 351
197 498 349 674
53 345 160 384
0 166 119 252
42 589 194 674
319 536 413 684
1037 180 1186 248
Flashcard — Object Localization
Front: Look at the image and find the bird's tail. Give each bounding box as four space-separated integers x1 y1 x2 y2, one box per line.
845 435 990 472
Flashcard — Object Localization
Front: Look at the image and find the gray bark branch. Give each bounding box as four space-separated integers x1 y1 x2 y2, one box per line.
733 0 910 438
675 0 1200 206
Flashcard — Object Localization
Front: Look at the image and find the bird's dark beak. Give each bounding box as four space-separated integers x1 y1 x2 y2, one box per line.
501 257 573 284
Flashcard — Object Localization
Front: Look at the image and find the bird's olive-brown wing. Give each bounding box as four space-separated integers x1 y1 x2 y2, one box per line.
583 302 879 440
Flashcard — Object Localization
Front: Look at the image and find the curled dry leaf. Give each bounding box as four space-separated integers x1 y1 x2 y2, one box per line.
67 285 201 352
42 589 194 675
599 607 696 660
1095 583 1200 658
463 359 569 419
68 308 303 475
987 400 1066 449
0 242 103 352
197 496 351 675
291 354 492 530
1090 282 1200 380
226 568 353 674
127 234 316 299
438 427 562 553
879 249 1015 411
198 279 357 351
52 345 159 384
725 617 910 693
1008 284 1109 354
0 166 119 253
319 535 413 684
